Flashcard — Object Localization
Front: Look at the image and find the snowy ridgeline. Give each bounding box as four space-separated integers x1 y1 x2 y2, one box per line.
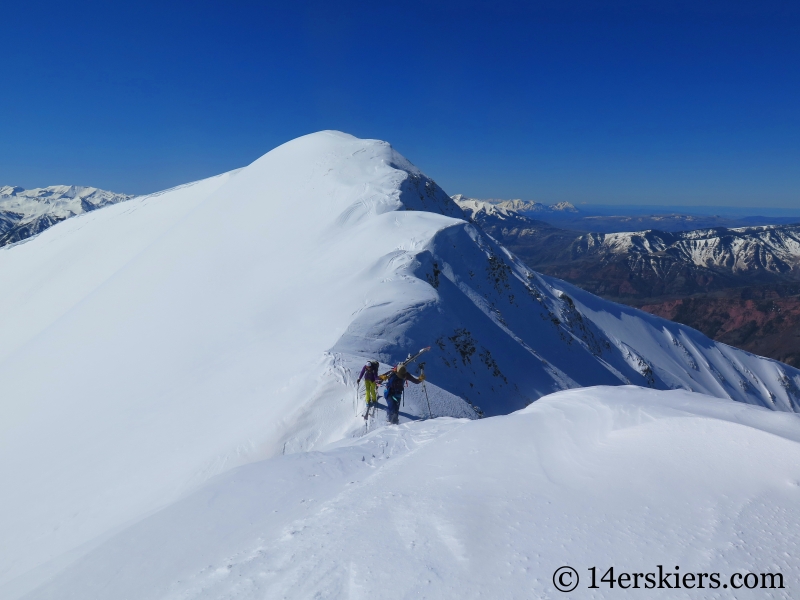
1 131 800 598
0 185 132 246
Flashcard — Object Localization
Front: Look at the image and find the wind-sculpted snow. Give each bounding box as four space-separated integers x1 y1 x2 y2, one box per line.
18 387 800 600
2 131 800 597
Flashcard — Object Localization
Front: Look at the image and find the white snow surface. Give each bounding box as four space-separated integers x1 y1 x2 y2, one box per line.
2 131 800 596
15 387 800 599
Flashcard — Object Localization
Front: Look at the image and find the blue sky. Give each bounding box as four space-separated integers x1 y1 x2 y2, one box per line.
1 0 798 208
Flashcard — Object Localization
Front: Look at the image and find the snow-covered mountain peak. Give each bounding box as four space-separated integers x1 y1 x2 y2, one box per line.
240 131 466 223
453 196 517 219
2 131 800 597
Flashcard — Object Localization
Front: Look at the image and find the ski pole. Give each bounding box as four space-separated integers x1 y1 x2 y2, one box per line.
422 383 432 419
420 363 433 419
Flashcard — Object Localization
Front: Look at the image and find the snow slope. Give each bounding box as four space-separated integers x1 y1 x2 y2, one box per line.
2 131 800 596
19 387 800 599
0 184 132 246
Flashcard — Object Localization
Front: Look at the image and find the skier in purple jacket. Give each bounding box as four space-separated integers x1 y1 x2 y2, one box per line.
357 360 380 416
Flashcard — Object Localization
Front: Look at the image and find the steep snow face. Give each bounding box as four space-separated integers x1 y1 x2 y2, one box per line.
18 387 800 600
371 193 800 416
575 226 800 276
0 184 132 246
2 131 800 596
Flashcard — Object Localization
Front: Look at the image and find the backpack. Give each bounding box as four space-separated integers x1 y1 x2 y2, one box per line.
385 371 405 395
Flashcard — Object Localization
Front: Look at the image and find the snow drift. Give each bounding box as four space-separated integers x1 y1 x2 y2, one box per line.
2 131 800 596
16 387 800 599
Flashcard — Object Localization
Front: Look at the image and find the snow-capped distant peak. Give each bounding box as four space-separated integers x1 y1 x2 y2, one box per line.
451 195 579 213
0 184 131 210
0 184 133 246
0 185 25 196
575 224 800 275
452 197 516 218
550 201 578 212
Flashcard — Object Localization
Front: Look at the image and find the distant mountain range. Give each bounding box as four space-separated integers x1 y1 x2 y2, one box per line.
451 195 578 214
567 213 800 233
452 195 800 233
456 197 800 296
0 185 132 246
567 225 800 294
456 196 800 366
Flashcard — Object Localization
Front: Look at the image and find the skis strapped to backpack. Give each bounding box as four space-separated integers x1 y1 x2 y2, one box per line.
400 346 431 369
380 346 432 380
